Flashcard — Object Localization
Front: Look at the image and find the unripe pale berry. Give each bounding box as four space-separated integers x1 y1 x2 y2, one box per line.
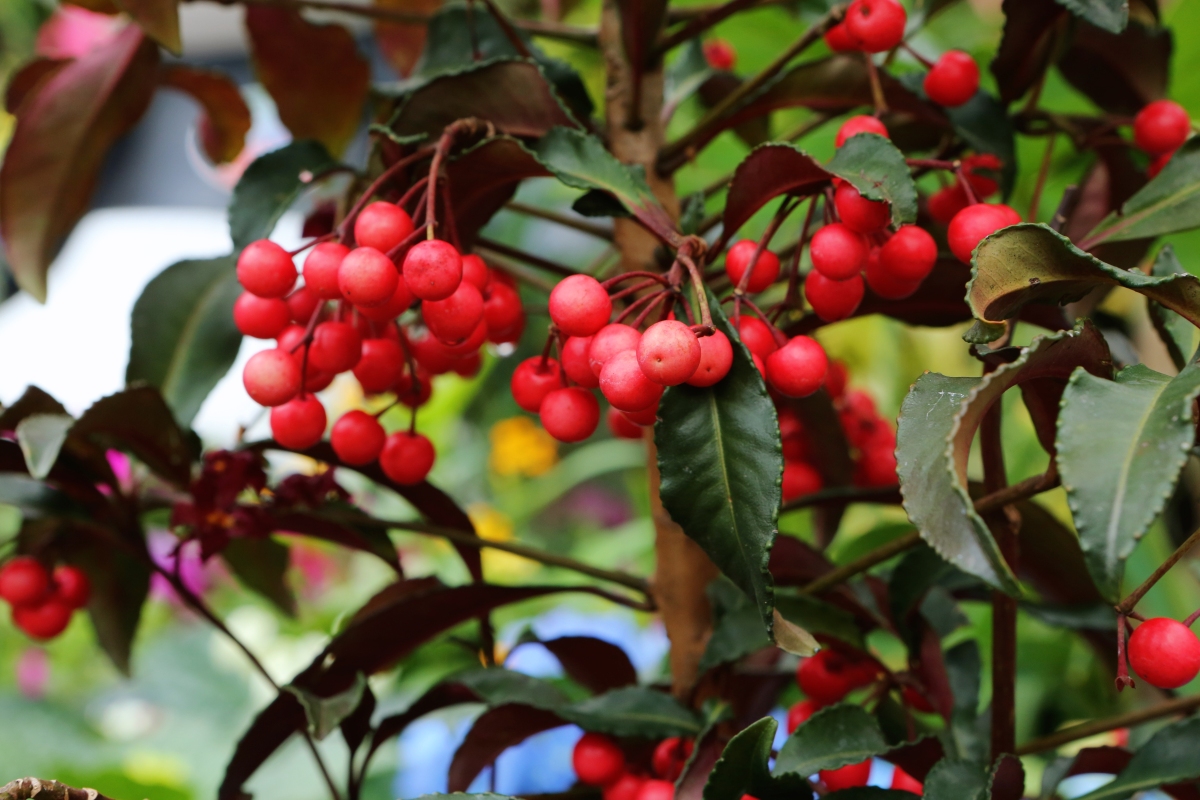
824 22 859 52
1128 617 1200 689
607 406 644 439
651 737 693 781
357 276 414 321
783 460 823 502
53 565 90 609
604 774 646 800
924 50 980 107
786 699 821 733
820 760 872 792
835 115 888 148
379 431 436 485
303 242 350 300
423 281 485 345
540 387 600 443
339 247 400 308
549 274 612 337
879 224 938 282
766 336 828 398
244 348 302 406
804 270 864 322
270 394 327 450
844 0 906 53
865 248 921 299
635 779 675 800
638 321 701 386
460 254 490 290
561 336 599 388
0 557 50 606
736 317 779 358
725 240 781 292
947 203 1021 263
702 38 736 71
234 292 291 339
600 350 665 412
354 201 414 253
287 286 321 325
483 282 524 344
573 732 626 786
1134 99 1191 156
834 183 889 234
810 223 869 280
330 410 387 465
353 338 406 393
687 330 734 387
403 240 463 301
13 598 72 640
511 357 563 412
309 321 363 374
238 240 297 298
589 324 642 377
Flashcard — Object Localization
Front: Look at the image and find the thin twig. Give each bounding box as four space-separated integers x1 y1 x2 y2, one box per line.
1014 694 1200 755
781 484 900 512
1028 132 1057 223
655 0 763 56
1117 524 1200 614
801 530 921 595
973 466 1059 515
506 202 615 240
475 237 579 277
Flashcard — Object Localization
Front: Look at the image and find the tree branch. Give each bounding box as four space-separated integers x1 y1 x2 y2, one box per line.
1117 523 1200 615
0 780 114 800
1014 693 1200 755
801 530 921 595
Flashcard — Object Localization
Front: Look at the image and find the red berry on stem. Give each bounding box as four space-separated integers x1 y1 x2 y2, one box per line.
423 281 485 345
804 270 864 322
1134 99 1191 156
483 282 524 344
638 320 701 386
834 183 889 233
234 292 291 339
1128 617 1200 689
396 367 432 408
303 242 350 300
725 240 781 292
354 201 414 253
590 324 643 377
460 254 490 290
736 317 779 358
353 338 406 393
13 598 72 640
573 732 626 786
635 780 675 800
453 351 482 378
338 247 400 308
891 766 924 793
879 225 937 282
53 565 90 609
786 699 822 733
687 330 734 387
604 774 646 800
560 336 597 388
287 286 321 325
865 248 921 299
357 276 414 321
271 394 327 449
330 410 387 465
309 321 363 373
856 442 898 487
0 557 50 606
410 331 459 374
238 240 297 298
825 361 848 399
380 431 436 484
796 648 879 703
600 350 665 412
835 115 888 148
947 203 1021 263
766 336 828 398
820 760 872 791
783 460 823 502
810 223 869 280
511 357 563 412
1149 150 1175 178
703 38 736 70
927 185 969 224
403 240 463 301
924 50 979 107
963 153 1002 198
624 402 659 426
540 387 600 442
244 349 302 407
845 0 906 53
824 22 859 52
651 737 694 781
550 275 613 337
607 406 644 439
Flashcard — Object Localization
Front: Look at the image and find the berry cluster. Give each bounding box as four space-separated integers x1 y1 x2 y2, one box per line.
1126 616 1200 690
571 732 700 800
0 557 90 641
1132 99 1193 177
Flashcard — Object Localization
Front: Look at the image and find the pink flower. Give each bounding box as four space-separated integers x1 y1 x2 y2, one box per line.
16 648 49 699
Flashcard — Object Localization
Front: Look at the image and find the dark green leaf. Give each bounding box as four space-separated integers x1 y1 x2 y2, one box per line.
774 704 888 777
228 141 338 251
699 577 771 673
1086 137 1200 245
560 687 702 738
656 291 781 634
15 413 72 480
922 759 988 800
68 524 152 675
1058 20 1172 116
223 536 296 617
679 192 706 236
990 0 1067 104
126 256 242 426
1148 245 1196 369
0 474 80 518
775 592 865 649
944 641 986 762
1057 360 1200 601
73 386 197 489
1075 717 1200 799
1055 0 1127 33
573 189 632 218
453 667 569 709
704 717 811 800
944 92 1017 198
664 40 714 114
826 133 918 227
286 672 367 741
1019 601 1115 630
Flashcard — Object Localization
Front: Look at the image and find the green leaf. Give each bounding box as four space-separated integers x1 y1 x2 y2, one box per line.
560 687 703 738
969 224 1200 338
1019 601 1115 630
775 592 865 650
454 668 570 709
703 717 811 800
944 641 986 763
15 413 73 480
679 192 706 235
228 140 338 251
1148 245 1197 369
1086 137 1200 245
1057 360 1200 601
826 133 918 227
922 759 988 800
656 290 782 635
773 704 889 777
944 92 1017 199
664 39 714 114
223 537 296 617
572 189 632 219
285 672 367 741
1075 716 1200 799
1055 0 1127 34
699 578 771 673
126 256 242 426
0 474 81 518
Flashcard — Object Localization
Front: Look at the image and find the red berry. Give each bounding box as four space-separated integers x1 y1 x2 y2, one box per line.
330 410 386 465
927 185 969 224
511 357 563 412
540 387 600 442
234 292 291 339
891 766 924 793
902 685 935 713
725 240 781 293
736 317 779 358
834 183 889 233
783 460 823 502
624 403 659 426
1149 150 1175 178
590 324 642 377
687 330 734 387
403 240 463 301
550 274 612 337
824 22 859 52
0 557 50 606
357 276 414 321
563 336 600 389
354 202 414 253
856 442 898 487
484 282 524 344
786 699 822 733
1134 99 1191 156
844 0 906 53
651 737 694 781
810 223 869 280
379 431 436 484
600 350 665 412
53 565 90 609
13 597 72 640
460 254 490 290
287 286 322 325
766 336 828 398
825 361 848 399
270 394 327 449
423 281 485 345
1128 617 1200 688
835 115 889 148
796 648 880 703
410 331 459 374
607 406 645 439
636 779 675 800
396 367 433 408
924 50 979 107
244 349 302 406
303 242 350 300
309 321 363 374
879 225 937 282
339 247 400 308
963 153 1002 198
604 774 646 800
638 321 701 386
237 240 297 298
353 338 406 393
820 760 872 791
804 270 864 322
865 248 920 299
453 351 482 378
702 38 736 71
573 732 626 786
947 203 1021 264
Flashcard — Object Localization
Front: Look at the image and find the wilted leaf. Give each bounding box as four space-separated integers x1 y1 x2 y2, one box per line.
1148 245 1196 369
160 65 250 164
1075 717 1200 799
1085 137 1200 245
228 140 340 252
223 536 296 617
16 414 74 480
116 0 180 53
721 143 831 239
826 133 918 227
774 704 889 777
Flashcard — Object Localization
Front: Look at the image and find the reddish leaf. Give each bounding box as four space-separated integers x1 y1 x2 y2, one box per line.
5 60 70 114
160 65 251 164
538 636 639 694
0 23 159 302
116 0 181 54
916 625 955 720
267 507 401 571
883 736 944 781
245 7 370 156
1058 20 1171 116
1065 141 1152 270
722 143 832 240
448 704 567 790
615 0 669 105
0 386 68 429
1015 499 1104 607
446 137 551 247
768 535 835 586
63 0 122 13
72 386 197 489
991 0 1069 104
371 682 481 754
674 723 725 800
374 0 442 77
725 667 793 728
1067 746 1132 775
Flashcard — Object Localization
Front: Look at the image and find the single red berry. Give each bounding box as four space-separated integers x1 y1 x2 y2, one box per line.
1148 150 1175 178
1128 617 1200 688
638 321 701 386
0 557 50 607
963 153 1002 198
403 240 463 301
624 403 659 426
396 367 433 408
810 223 869 280
460 254 490 290
804 270 864 322
270 394 327 449
902 685 935 713
839 390 882 447
845 0 906 53
835 115 889 148
441 315 486 356
353 338 406 393
357 276 414 321
453 351 482 378
766 336 828 398
379 431 436 485
286 286 322 325
604 774 646 800
354 201 414 253
947 203 1021 263
786 699 822 733
562 336 600 388
702 38 736 71
796 648 880 703
410 330 460 374
864 248 921 299
330 410 387 465
725 240 781 293
589 324 642 377
243 349 302 407
338 247 400 308
834 183 889 234
879 225 937 282
824 22 860 52
856 443 898 487
303 242 350 300
540 387 600 443
573 732 626 786
52 565 90 610
783 460 823 502
924 50 980 107
12 597 72 640
607 406 644 439
483 282 524 344
820 760 872 791
600 350 665 412
927 184 969 225
687 330 734 387
736 317 779 358
234 292 291 339
635 779 675 800
651 737 694 781
891 766 924 793
511 357 564 412
550 274 612 337
423 281 485 345
825 361 848 399
237 240 297 298
1134 99 1191 156
309 321 363 374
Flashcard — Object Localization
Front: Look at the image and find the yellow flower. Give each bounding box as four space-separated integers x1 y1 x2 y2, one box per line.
468 503 536 581
488 417 558 477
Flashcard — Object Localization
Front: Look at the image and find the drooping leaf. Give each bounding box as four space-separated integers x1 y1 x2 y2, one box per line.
1056 0 1128 33
1085 137 1200 245
704 716 810 800
656 291 781 634
922 759 988 800
1148 245 1196 369
1057 359 1200 601
67 522 152 675
286 672 367 740
223 536 297 617
160 65 251 164
127 256 242 427
0 23 158 301
1058 20 1171 115
721 143 831 239
72 386 197 488
559 687 703 737
773 704 889 777
990 0 1068 104
228 140 339 251
448 705 568 791
15 414 74 480
826 133 919 227
537 636 639 695
245 7 369 156
115 0 180 53
1075 717 1200 799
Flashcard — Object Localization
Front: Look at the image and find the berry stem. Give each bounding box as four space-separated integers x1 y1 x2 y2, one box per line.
1185 608 1200 627
800 529 920 595
904 158 956 171
610 278 666 302
600 271 670 291
955 163 979 205
734 196 797 296
1114 614 1135 692
678 251 715 335
631 291 671 328
899 41 934 69
1116 523 1200 615
653 0 762 57
614 289 668 324
337 147 436 241
1028 131 1058 222
862 52 889 116
395 176 431 213
741 297 787 347
1014 691 1200 756
384 224 429 262
784 196 817 310
287 231 336 257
